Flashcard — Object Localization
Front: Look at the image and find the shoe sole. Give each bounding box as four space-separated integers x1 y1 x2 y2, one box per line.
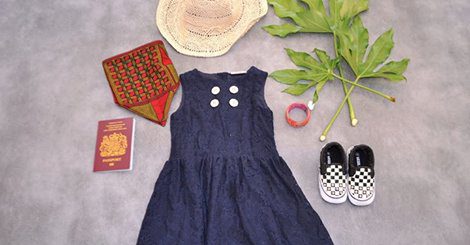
347 190 375 206
346 145 375 206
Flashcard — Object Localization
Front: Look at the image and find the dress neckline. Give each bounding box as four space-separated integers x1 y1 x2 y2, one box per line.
192 66 258 81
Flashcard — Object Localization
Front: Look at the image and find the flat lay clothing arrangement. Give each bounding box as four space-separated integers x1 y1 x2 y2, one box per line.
93 0 393 243
137 66 333 244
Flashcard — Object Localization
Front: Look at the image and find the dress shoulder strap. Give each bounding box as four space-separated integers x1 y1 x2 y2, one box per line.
249 66 268 93
248 67 272 112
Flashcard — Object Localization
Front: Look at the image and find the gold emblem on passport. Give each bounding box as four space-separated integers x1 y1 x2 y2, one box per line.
99 133 128 157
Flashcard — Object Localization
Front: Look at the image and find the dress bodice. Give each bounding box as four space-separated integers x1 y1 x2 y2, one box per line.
169 66 278 160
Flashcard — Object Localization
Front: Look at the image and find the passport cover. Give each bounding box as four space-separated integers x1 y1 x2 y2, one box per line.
93 117 135 172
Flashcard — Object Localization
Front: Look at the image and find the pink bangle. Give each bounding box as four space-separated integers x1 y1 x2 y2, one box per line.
285 102 311 127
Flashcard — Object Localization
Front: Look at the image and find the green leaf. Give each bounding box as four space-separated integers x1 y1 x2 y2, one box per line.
270 69 311 84
313 48 339 79
363 58 410 81
262 23 302 37
360 29 394 76
313 49 339 70
282 83 311 95
300 0 327 16
264 0 369 37
328 0 343 27
285 48 323 70
295 8 331 33
312 78 329 102
285 48 338 74
271 48 337 97
340 0 369 20
338 21 408 81
313 48 331 67
327 0 366 31
268 0 304 19
337 17 368 75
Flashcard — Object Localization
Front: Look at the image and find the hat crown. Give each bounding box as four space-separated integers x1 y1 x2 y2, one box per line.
182 0 243 36
185 0 241 19
156 0 268 57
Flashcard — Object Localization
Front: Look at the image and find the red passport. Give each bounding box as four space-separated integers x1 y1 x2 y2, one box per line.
93 117 135 172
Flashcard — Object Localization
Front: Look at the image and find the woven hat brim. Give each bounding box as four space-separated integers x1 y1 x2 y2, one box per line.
156 0 268 57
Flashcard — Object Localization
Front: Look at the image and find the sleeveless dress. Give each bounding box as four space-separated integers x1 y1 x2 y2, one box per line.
137 66 333 245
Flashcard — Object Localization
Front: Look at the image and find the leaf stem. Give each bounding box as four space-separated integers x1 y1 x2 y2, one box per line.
320 76 396 142
331 73 395 102
320 76 360 141
333 34 357 126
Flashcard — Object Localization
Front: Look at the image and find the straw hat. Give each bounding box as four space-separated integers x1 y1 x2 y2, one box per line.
156 0 268 57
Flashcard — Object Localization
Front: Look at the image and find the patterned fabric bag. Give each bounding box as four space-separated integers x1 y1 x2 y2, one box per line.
102 40 179 126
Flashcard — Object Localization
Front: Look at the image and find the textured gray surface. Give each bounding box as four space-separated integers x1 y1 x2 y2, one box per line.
1 0 470 244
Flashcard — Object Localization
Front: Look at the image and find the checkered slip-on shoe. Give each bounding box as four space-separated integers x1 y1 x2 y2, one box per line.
319 142 348 204
347 145 375 206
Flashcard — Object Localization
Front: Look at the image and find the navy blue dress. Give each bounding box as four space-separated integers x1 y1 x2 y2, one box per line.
137 66 333 245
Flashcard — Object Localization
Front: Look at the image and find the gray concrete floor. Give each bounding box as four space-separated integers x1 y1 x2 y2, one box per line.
1 0 469 244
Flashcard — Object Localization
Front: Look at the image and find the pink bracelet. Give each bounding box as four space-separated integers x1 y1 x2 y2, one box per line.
285 102 311 127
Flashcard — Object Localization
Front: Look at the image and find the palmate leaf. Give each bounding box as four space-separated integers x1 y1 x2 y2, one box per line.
263 0 369 37
338 17 409 81
270 48 337 101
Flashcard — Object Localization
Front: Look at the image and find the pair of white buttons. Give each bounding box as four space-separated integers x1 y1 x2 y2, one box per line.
210 98 238 107
211 86 238 95
210 85 239 108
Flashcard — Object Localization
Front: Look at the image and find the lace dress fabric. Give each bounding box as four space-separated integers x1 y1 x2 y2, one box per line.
137 66 333 244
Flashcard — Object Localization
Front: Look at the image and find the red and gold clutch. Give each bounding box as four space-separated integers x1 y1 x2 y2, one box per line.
102 40 179 126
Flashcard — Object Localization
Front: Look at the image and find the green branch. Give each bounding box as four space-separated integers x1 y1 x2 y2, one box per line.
331 73 395 102
320 76 360 141
320 74 396 142
333 34 357 126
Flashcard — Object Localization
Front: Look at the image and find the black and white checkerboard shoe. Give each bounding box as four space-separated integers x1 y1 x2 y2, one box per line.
319 142 348 204
347 145 375 206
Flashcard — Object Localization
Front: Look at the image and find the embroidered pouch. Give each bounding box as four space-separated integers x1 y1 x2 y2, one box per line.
102 40 179 126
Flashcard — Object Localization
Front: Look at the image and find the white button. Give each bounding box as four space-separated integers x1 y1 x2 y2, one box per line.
211 86 220 95
229 98 239 107
210 99 219 108
229 85 239 94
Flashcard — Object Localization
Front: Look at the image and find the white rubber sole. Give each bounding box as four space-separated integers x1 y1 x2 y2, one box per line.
318 174 347 204
347 191 375 206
